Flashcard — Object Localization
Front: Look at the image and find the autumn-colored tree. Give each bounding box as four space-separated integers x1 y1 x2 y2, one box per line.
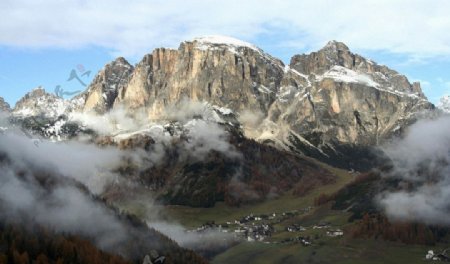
351 213 440 245
13 250 29 264
35 254 49 264
0 253 7 264
314 193 335 206
0 224 131 264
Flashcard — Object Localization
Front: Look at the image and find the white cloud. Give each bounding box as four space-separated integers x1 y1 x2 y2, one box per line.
1 0 450 59
377 116 450 225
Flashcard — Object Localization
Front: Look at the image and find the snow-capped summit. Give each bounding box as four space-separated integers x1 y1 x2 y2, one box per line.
13 86 81 118
192 35 260 51
1 37 435 168
190 35 283 67
321 40 350 52
438 95 450 113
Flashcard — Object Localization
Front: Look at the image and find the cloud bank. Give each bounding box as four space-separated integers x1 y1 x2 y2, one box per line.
378 115 450 225
0 132 132 253
2 0 450 58
0 115 235 256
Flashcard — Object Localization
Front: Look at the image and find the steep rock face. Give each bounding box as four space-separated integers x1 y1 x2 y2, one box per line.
290 40 424 97
7 37 434 170
0 97 10 112
255 41 433 166
438 95 450 113
83 57 134 113
111 38 433 169
115 36 285 116
267 74 430 146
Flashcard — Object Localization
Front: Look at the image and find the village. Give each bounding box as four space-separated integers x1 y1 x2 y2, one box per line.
188 210 450 263
188 206 344 246
425 249 450 262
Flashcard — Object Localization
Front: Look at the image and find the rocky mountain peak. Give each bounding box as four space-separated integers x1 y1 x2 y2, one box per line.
112 56 130 67
188 35 285 68
290 40 361 75
82 57 134 113
0 97 10 112
13 86 68 117
101 56 133 84
24 86 48 98
15 86 56 105
113 36 285 114
289 40 426 98
438 95 450 113
10 37 434 169
321 40 350 53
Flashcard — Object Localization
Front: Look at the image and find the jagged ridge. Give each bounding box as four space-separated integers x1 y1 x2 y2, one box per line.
8 36 435 169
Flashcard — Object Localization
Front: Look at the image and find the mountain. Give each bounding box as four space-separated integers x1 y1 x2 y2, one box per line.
99 123 335 208
270 40 433 167
113 36 285 114
0 147 208 263
81 57 134 113
13 87 82 118
96 36 433 168
0 97 10 112
9 36 434 169
2 36 445 262
438 95 450 113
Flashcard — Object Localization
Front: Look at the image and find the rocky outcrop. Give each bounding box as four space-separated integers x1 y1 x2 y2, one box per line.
82 57 134 113
13 87 81 118
438 95 450 113
98 37 435 168
258 41 433 168
0 97 10 112
290 40 425 96
114 36 285 117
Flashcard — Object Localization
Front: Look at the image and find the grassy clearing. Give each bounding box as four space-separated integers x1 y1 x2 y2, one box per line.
212 234 439 264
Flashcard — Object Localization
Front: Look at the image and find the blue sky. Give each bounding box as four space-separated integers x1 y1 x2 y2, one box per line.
1 0 450 106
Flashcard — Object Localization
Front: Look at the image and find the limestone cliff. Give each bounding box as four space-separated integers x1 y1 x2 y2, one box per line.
115 36 285 118
82 57 134 113
8 37 435 169
261 41 433 167
266 40 432 148
110 37 433 167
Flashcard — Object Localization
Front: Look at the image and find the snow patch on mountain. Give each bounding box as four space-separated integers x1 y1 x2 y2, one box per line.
316 66 423 99
192 35 284 69
318 65 380 88
212 105 233 115
193 35 260 52
12 87 85 119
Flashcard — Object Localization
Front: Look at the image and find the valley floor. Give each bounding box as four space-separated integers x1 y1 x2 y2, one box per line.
212 238 438 264
114 159 445 264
